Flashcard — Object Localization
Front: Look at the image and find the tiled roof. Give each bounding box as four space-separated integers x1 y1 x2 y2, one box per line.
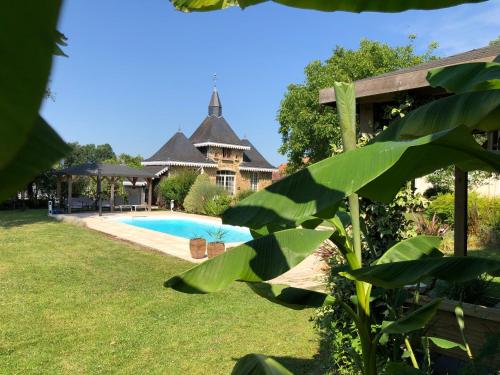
189 116 247 147
144 131 215 165
240 139 275 171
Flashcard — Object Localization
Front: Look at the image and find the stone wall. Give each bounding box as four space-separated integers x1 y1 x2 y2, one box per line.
237 171 273 193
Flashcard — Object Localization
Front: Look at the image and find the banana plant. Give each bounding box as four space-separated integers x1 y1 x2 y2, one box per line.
166 62 500 374
171 0 486 13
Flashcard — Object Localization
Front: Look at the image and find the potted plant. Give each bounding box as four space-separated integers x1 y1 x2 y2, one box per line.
206 228 228 258
189 237 206 259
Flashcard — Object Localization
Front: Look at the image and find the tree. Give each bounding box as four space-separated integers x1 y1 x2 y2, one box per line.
115 153 143 168
62 142 116 167
278 37 437 171
156 170 198 209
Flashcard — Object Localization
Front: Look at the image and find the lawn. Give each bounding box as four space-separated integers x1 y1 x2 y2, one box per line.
0 210 322 374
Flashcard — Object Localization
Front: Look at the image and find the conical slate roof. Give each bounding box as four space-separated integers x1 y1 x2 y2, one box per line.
208 88 222 117
189 116 247 147
189 89 248 148
240 139 275 170
144 131 215 165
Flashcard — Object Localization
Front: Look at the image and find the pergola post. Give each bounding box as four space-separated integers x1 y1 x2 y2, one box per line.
454 167 468 257
67 176 72 214
110 177 115 212
359 103 375 136
97 169 102 216
147 178 153 211
56 178 62 208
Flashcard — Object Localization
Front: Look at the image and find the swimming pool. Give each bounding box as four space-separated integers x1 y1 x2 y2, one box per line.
119 216 252 243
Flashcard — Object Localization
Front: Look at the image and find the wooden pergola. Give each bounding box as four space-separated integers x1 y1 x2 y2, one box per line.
56 163 155 216
319 45 500 257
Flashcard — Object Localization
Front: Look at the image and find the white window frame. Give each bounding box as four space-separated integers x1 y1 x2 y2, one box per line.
250 172 259 191
216 171 236 195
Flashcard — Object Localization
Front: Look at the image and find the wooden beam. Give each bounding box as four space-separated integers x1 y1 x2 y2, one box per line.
319 55 497 106
56 179 62 208
147 178 152 211
110 178 115 213
67 176 72 214
97 169 102 216
454 167 468 257
359 103 375 136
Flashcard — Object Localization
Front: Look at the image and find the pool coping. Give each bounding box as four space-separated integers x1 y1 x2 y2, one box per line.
53 211 244 263
53 210 327 291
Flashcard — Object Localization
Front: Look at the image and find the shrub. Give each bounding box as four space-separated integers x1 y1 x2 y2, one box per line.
413 213 449 236
360 183 426 255
426 193 500 245
204 194 233 217
183 174 224 214
156 170 197 209
235 189 254 202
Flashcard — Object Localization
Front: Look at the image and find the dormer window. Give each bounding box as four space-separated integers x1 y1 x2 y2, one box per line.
222 148 231 159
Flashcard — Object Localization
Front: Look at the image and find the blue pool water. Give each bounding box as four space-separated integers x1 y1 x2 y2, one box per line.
119 217 252 243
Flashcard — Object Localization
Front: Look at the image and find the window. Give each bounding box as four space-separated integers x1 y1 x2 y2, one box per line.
222 148 231 159
250 172 258 191
216 171 235 194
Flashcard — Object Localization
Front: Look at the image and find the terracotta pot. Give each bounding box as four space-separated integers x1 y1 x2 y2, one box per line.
207 242 225 258
189 238 206 259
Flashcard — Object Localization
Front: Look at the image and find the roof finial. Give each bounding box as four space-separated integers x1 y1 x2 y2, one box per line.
213 73 217 90
178 125 182 132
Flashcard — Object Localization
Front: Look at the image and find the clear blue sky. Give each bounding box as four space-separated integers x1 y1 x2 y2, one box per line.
41 0 500 166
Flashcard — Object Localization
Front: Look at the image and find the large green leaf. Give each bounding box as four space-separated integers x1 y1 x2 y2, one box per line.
381 298 442 335
165 228 332 293
0 1 67 201
231 354 292 375
427 62 500 94
171 0 485 13
223 126 500 229
375 89 500 141
0 117 70 201
343 256 500 289
428 337 466 351
374 236 443 265
248 283 333 309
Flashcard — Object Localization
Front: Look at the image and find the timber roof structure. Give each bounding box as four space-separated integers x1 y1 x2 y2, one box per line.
58 163 154 178
320 44 500 105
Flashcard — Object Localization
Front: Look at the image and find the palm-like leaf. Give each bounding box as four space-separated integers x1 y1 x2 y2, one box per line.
0 1 68 201
375 89 500 141
231 354 292 375
1 117 70 200
223 126 500 229
381 299 442 335
374 236 443 265
248 283 333 309
171 0 485 13
165 228 332 293
343 257 500 289
427 62 500 94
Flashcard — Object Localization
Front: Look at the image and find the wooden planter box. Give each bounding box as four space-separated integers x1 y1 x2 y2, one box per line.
419 296 500 367
189 238 206 259
207 242 225 258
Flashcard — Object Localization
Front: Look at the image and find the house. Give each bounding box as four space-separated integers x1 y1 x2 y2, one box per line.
138 87 276 202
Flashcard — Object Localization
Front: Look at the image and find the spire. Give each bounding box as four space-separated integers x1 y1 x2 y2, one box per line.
208 74 222 117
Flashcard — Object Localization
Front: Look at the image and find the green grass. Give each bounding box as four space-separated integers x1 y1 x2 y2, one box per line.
0 210 322 374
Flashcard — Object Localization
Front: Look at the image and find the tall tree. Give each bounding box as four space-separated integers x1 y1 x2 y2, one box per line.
62 142 116 167
278 37 437 172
